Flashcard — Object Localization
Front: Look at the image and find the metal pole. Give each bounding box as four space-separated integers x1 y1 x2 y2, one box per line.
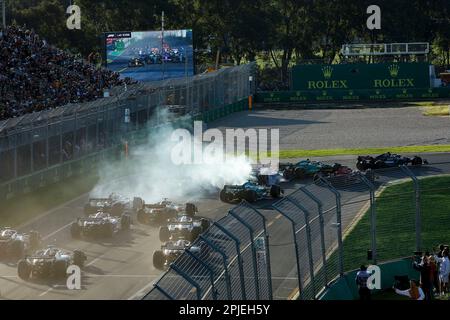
161 11 165 81
358 173 377 264
401 165 421 251
1 0 5 29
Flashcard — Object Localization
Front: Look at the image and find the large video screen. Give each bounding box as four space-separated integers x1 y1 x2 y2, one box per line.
105 30 194 82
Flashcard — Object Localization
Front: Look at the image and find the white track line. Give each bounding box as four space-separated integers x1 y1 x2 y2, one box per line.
42 222 74 240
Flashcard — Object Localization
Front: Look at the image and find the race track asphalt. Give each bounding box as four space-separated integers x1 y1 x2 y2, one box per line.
1 153 449 300
1 105 449 300
211 107 450 150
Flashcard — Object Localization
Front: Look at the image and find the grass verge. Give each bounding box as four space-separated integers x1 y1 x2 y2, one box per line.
341 176 450 272
0 174 99 228
421 105 450 116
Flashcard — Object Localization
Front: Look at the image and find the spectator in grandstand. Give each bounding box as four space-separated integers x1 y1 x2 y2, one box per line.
412 254 432 300
355 265 371 300
394 280 425 300
0 25 136 121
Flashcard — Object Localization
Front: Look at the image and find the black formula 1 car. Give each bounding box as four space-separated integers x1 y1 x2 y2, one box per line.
17 245 87 281
153 239 200 270
70 211 131 238
137 201 197 226
128 57 145 67
0 227 41 259
219 181 283 203
159 214 210 242
356 152 427 171
84 194 143 216
279 160 342 180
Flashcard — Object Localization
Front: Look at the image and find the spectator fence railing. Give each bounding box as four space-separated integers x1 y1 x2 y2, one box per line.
143 161 450 300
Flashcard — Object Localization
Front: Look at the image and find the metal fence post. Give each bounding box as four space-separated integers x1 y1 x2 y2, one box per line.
288 196 317 299
400 165 421 251
319 177 345 275
153 284 175 300
184 248 218 300
300 186 329 287
214 222 247 300
228 210 260 299
358 172 377 265
272 202 304 300
170 264 202 300
198 234 232 300
241 203 273 300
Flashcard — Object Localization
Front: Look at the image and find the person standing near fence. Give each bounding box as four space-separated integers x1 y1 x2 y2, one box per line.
438 250 449 296
412 255 432 300
355 265 371 301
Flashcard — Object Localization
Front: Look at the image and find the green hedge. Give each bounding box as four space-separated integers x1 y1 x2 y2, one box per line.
255 87 450 104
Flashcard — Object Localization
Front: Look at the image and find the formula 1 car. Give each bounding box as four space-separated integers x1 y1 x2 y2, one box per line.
159 214 210 242
313 165 376 185
128 57 145 67
279 160 341 180
70 211 132 238
17 245 87 281
137 201 197 226
153 240 200 270
84 194 143 216
0 228 41 259
356 153 427 171
219 181 283 203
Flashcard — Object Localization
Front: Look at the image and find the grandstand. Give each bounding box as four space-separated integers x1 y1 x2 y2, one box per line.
0 25 135 121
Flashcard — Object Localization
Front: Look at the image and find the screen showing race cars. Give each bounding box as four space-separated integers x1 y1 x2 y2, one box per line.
105 30 194 82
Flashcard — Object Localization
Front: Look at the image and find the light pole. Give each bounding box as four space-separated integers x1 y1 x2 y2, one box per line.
161 11 165 81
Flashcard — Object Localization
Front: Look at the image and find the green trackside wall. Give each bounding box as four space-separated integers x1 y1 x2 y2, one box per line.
255 87 450 104
319 258 420 300
292 63 430 91
194 98 248 123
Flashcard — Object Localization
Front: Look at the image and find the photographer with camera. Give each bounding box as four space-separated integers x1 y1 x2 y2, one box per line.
412 253 433 300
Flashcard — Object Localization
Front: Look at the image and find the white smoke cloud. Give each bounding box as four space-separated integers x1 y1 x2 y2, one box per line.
91 110 252 203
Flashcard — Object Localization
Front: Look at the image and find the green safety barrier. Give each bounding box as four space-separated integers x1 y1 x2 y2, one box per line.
292 62 430 91
198 98 249 124
255 87 450 104
319 258 420 300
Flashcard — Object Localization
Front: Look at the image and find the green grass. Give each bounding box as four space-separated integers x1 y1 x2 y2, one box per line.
421 105 450 116
0 174 99 227
341 176 450 272
253 145 450 160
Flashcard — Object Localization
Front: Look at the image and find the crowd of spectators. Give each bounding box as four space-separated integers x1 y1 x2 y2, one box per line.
0 25 136 121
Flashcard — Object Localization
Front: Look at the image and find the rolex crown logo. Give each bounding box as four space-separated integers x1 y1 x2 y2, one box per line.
322 66 333 79
388 64 400 77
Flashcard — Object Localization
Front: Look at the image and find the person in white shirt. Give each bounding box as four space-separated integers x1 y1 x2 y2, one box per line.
438 250 450 295
394 280 425 300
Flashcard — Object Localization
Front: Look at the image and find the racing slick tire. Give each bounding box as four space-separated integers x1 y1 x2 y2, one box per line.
111 203 124 216
159 226 171 242
411 156 423 166
243 190 258 203
185 203 197 217
121 213 132 230
103 223 115 238
190 226 202 242
73 250 87 268
9 240 25 259
54 260 68 278
132 197 144 212
356 161 366 171
70 222 82 239
153 250 165 270
270 185 282 198
219 189 231 203
17 260 31 280
200 219 210 232
294 168 306 179
137 209 148 225
29 231 41 249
